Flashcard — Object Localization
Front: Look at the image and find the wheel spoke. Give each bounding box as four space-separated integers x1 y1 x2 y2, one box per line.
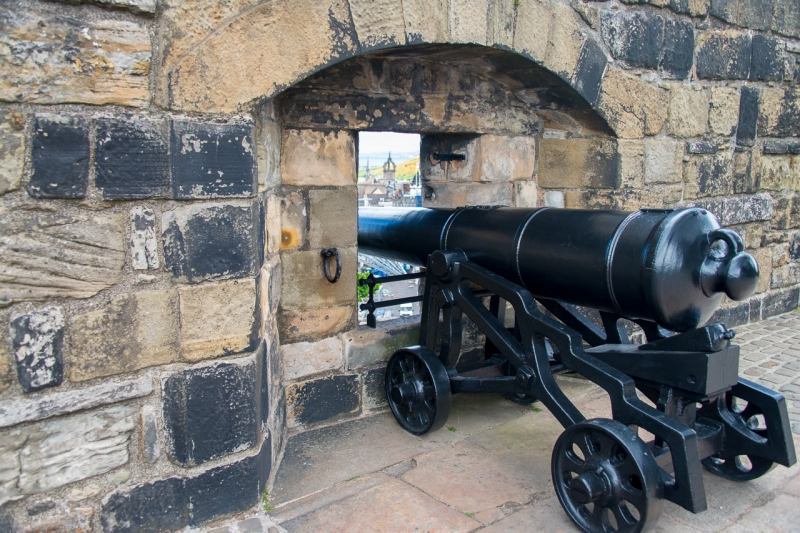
575 432 598 459
561 450 586 473
620 482 647 510
611 502 639 530
589 502 604 529
739 402 761 422
595 433 616 458
399 359 409 374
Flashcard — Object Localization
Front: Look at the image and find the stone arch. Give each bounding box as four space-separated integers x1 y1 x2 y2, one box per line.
158 0 667 139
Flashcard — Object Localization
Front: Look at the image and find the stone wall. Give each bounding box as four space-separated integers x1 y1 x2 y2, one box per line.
0 0 798 531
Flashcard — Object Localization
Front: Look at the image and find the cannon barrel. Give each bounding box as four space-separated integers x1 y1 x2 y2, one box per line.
358 206 759 332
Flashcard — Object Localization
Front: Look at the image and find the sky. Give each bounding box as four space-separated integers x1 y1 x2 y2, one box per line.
359 132 420 154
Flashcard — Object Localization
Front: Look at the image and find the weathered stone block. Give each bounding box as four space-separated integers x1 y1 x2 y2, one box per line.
349 0 406 50
739 0 776 30
363 367 387 409
52 0 157 13
0 407 134 502
163 361 258 467
762 287 800 317
102 477 187 532
696 31 752 80
790 232 800 260
130 207 159 270
69 290 179 382
489 0 516 48
539 139 620 189
544 2 586 79
750 34 784 81
709 87 740 135
281 129 356 187
171 121 257 199
29 115 89 199
449 0 489 44
695 193 773 225
771 192 800 230
0 110 24 195
597 68 668 138
0 210 125 306
95 118 170 199
423 182 512 207
772 263 800 289
10 308 64 393
513 0 552 62
758 87 800 137
572 39 608 106
737 86 761 146
0 329 11 393
309 188 358 249
761 155 798 191
344 320 420 370
709 300 752 327
0 8 151 107
671 0 711 16
404 0 448 44
601 11 663 70
280 247 357 311
644 140 683 184
733 148 760 194
281 336 343 381
661 18 695 79
686 142 718 155
617 140 645 189
773 0 800 38
278 306 354 344
667 85 709 137
162 201 259 283
752 246 773 293
266 194 282 255
763 140 790 154
286 374 360 428
280 191 307 251
179 279 256 361
684 152 734 199
515 181 539 208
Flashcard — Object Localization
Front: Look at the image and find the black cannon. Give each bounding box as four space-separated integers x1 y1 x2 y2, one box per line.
358 205 796 533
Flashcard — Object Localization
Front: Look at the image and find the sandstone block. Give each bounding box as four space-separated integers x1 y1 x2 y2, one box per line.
513 0 552 62
162 360 258 466
130 207 159 270
281 129 356 187
344 320 419 370
10 308 64 393
363 367 387 409
0 329 10 393
515 181 539 208
564 188 663 211
280 191 307 251
478 135 537 182
667 85 709 137
280 247 356 311
162 201 259 283
52 0 157 13
539 139 620 189
750 34 784 82
258 259 282 324
69 289 179 382
618 140 645 189
489 0 516 48
278 305 354 343
349 0 406 50
281 336 343 381
95 117 170 200
0 8 150 107
544 190 565 208
544 2 586 80
597 68 668 138
0 377 152 429
450 0 489 44
423 182 512 207
20 507 94 533
171 120 257 199
0 110 24 195
684 152 734 199
758 87 800 137
752 246 773 294
403 0 448 43
309 188 358 248
141 405 159 464
695 30 751 80
8 407 135 496
772 263 800 289
29 115 90 199
266 194 282 255
709 87 740 136
644 140 683 184
285 374 360 428
695 193 773 225
179 279 256 361
760 155 797 191
733 147 760 194
0 210 125 306
162 0 358 112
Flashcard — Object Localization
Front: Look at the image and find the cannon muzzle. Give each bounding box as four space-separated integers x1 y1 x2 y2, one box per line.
358 206 759 332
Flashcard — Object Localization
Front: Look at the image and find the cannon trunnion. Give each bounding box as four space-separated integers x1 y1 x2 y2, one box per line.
358 206 796 533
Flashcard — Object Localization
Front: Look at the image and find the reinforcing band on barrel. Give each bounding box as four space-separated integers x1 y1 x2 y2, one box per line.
605 210 643 318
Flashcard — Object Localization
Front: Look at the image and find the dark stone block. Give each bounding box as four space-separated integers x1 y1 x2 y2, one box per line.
601 12 664 70
763 140 789 154
163 362 258 467
162 202 258 283
29 116 89 199
258 432 272 494
687 141 719 154
95 118 170 199
187 455 260 526
101 477 188 533
288 374 360 427
0 509 13 533
10 308 64 393
739 0 775 31
695 154 733 196
171 121 257 199
790 142 800 154
762 288 800 318
364 367 387 409
762 87 800 137
696 32 752 80
670 0 693 15
572 39 607 106
710 0 738 24
750 34 783 81
789 232 800 261
733 149 758 194
661 19 694 79
709 301 752 328
736 86 760 147
773 0 800 38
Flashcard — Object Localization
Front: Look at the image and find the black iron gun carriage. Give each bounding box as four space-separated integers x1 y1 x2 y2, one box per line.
357 205 796 533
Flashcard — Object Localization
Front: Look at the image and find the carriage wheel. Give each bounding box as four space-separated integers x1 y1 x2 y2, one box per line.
702 392 774 481
552 419 664 533
385 346 452 435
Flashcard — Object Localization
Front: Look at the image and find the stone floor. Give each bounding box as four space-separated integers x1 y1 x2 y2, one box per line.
196 310 800 533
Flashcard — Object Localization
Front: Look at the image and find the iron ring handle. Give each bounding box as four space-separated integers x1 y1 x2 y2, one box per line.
707 228 743 260
321 248 341 283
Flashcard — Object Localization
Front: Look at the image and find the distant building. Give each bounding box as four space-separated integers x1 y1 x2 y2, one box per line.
383 152 396 181
358 153 400 206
